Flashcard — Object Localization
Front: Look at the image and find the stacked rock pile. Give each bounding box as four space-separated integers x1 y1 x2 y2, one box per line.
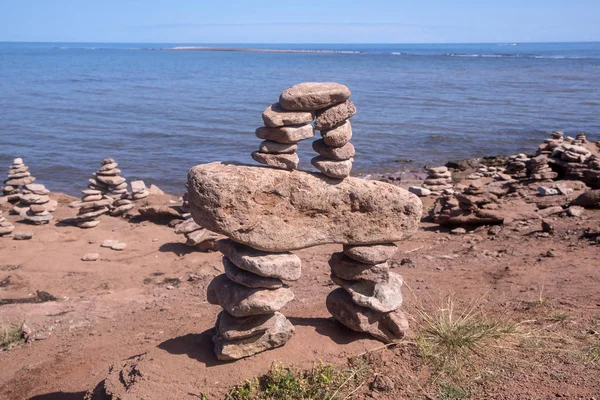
575 132 587 145
505 154 530 179
421 166 453 194
89 158 128 199
174 217 220 251
74 188 112 228
110 198 135 217
1 158 37 202
0 210 15 237
527 155 557 181
130 180 150 200
206 239 300 360
327 243 408 343
254 82 357 179
14 192 55 225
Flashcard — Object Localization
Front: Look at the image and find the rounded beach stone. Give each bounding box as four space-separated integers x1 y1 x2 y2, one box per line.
81 253 100 261
258 140 298 154
326 288 408 343
13 158 24 165
223 256 283 289
213 311 295 360
216 239 301 281
314 100 356 130
29 204 46 214
188 163 422 252
100 162 118 171
77 220 101 228
428 166 448 174
321 121 352 147
331 272 403 313
311 156 353 179
207 274 295 317
262 103 314 127
279 82 351 111
329 252 389 283
255 124 314 144
251 151 299 170
343 243 398 264
82 194 103 202
312 139 355 161
0 225 15 235
13 231 33 240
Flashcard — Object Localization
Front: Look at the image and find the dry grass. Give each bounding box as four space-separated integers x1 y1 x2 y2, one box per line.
1 323 25 350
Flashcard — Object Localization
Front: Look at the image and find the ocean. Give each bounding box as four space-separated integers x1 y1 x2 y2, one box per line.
1 42 599 195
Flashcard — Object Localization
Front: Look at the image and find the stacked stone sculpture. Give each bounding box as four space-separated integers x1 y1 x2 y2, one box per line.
73 188 113 228
575 132 587 145
188 86 421 361
0 210 15 237
130 180 150 200
527 155 558 181
1 158 37 203
89 158 128 199
174 217 220 251
422 166 453 194
505 154 530 179
254 82 356 178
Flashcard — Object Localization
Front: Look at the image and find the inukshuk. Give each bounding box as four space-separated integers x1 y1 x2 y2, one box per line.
188 82 422 361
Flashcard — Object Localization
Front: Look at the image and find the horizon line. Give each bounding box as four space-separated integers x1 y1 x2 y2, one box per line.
1 40 600 45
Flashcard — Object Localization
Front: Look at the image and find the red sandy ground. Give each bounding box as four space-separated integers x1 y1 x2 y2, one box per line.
0 193 599 399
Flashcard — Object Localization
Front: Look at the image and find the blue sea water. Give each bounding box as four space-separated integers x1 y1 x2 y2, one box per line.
1 42 599 195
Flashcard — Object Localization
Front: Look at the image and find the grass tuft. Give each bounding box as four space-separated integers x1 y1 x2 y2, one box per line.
1 324 25 350
413 295 519 373
225 362 369 400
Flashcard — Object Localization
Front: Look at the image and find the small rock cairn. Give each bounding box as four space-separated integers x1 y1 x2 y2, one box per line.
421 166 453 195
253 82 356 178
174 216 220 251
199 83 416 360
130 180 150 201
0 210 15 237
74 158 127 228
1 158 37 202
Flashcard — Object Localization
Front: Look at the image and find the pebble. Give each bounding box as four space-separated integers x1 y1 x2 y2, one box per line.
13 231 33 240
81 253 100 261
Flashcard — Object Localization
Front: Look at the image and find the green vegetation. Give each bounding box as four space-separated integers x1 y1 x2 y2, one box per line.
225 362 369 400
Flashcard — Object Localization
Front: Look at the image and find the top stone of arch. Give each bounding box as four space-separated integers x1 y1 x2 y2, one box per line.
279 82 351 111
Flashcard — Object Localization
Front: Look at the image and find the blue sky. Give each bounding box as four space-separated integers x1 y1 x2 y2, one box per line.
1 0 598 43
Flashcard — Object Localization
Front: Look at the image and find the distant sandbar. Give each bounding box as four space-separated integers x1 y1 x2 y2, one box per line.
168 46 361 54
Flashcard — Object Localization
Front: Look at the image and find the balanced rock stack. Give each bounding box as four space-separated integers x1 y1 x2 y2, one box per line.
15 193 55 225
130 180 149 201
327 243 408 343
207 239 299 360
574 132 587 145
188 160 422 360
1 158 37 202
505 154 530 179
527 155 557 181
254 82 356 179
73 189 113 229
89 158 128 199
0 210 15 237
421 166 453 194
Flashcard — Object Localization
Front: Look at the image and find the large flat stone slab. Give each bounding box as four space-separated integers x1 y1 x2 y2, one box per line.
279 82 351 111
188 162 422 251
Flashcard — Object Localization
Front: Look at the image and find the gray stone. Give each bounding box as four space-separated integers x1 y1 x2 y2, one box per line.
100 162 118 171
262 103 314 127
216 311 285 340
566 206 584 217
185 228 220 248
110 203 135 216
329 252 389 282
320 121 352 147
0 225 15 236
111 242 127 251
342 243 398 264
76 207 109 220
213 311 295 360
96 175 126 186
258 140 298 154
13 231 33 240
22 210 52 224
312 139 355 161
311 156 353 179
207 274 294 317
408 186 431 197
130 180 147 193
279 82 351 111
251 151 299 170
223 257 283 289
451 227 467 235
96 168 121 176
538 186 559 196
82 194 103 202
82 253 100 261
331 272 403 313
174 218 202 234
4 176 36 186
216 239 301 280
255 124 314 144
326 288 408 343
77 220 100 228
188 163 422 251
314 101 356 130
